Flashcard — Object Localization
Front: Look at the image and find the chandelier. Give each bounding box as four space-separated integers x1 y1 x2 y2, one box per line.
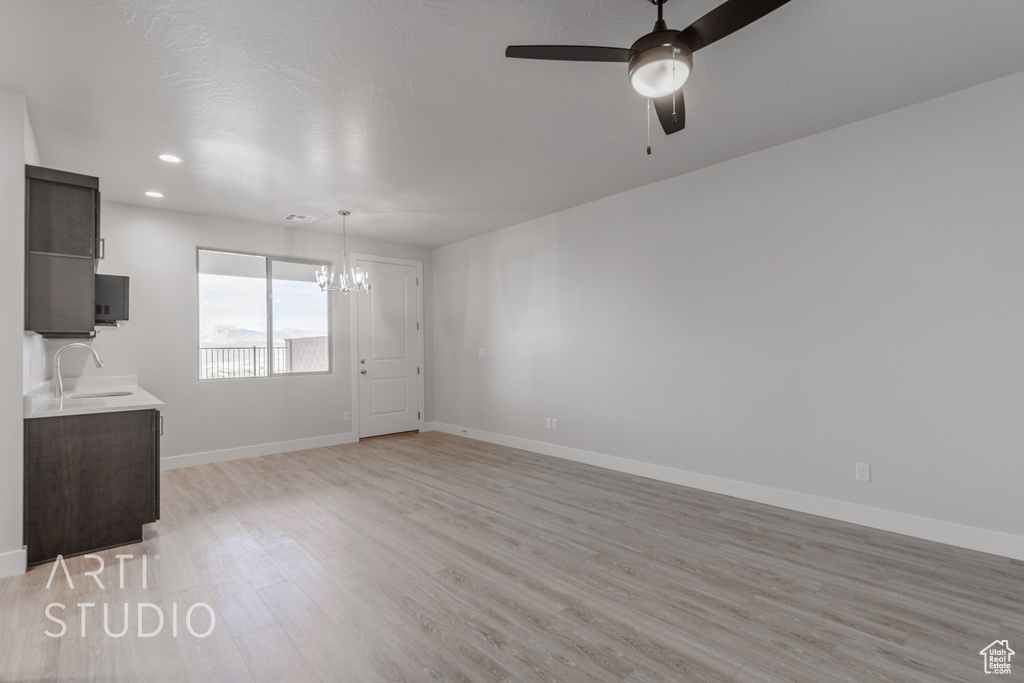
315 210 372 294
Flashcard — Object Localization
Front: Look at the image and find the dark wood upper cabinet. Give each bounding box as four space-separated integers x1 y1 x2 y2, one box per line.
25 165 101 336
27 177 98 257
26 253 97 333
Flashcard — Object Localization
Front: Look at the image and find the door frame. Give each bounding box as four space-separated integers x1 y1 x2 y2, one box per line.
348 254 425 439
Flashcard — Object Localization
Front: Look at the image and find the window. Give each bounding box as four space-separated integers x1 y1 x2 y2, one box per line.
197 249 331 379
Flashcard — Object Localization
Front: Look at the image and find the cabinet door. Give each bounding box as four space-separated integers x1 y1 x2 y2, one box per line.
26 177 98 258
24 410 157 566
26 253 96 334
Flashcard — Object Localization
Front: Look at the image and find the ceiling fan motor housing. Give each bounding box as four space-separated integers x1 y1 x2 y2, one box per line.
628 30 694 98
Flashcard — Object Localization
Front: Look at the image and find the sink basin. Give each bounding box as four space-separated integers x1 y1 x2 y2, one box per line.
69 391 134 399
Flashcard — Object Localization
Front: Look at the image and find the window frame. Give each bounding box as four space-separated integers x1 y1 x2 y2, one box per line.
196 246 334 381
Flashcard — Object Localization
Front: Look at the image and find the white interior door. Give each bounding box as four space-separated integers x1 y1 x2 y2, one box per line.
356 258 420 437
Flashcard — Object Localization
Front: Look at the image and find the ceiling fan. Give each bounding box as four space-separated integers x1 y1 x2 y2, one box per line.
506 0 792 137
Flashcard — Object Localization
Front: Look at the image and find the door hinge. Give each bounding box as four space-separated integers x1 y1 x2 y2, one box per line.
417 366 420 375
416 277 419 285
416 322 419 330
418 411 421 420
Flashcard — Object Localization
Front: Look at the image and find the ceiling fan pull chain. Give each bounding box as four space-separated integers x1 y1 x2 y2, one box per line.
647 98 652 155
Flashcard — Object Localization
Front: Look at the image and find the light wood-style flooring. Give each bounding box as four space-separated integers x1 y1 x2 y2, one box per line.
1 431 1021 681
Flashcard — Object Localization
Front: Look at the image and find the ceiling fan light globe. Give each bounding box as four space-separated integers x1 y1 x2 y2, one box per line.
629 44 692 98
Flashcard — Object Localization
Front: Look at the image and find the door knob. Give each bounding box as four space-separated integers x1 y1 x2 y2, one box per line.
360 369 366 374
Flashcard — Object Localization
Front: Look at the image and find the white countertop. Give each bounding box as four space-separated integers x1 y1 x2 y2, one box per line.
24 375 164 419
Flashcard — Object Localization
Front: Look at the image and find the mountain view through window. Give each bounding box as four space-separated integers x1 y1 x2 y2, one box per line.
198 249 331 379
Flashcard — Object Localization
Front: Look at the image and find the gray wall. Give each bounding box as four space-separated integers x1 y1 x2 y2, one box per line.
432 70 1024 542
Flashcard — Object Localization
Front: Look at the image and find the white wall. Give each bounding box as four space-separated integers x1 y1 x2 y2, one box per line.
22 112 44 396
53 201 433 461
0 88 29 577
433 70 1024 554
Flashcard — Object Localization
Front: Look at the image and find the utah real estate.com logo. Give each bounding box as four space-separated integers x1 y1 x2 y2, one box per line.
980 640 1014 675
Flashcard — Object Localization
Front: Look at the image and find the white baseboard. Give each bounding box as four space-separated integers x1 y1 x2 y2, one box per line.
433 422 1024 561
162 433 357 471
0 546 26 579
420 421 436 432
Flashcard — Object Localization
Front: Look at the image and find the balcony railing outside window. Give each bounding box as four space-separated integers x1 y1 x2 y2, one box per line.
199 347 290 379
199 336 328 379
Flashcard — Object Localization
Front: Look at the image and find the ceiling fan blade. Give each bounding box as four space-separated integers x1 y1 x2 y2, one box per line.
505 45 630 63
654 91 686 135
679 0 791 52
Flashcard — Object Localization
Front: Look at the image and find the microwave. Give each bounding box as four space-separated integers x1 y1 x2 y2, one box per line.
95 274 129 326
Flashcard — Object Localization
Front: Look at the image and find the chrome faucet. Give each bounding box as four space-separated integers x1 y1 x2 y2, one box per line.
54 343 104 397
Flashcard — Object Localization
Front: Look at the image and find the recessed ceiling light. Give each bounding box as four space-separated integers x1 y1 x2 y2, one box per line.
145 191 164 198
159 154 182 163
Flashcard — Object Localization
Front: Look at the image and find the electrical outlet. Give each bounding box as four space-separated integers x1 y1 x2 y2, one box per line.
343 411 350 422
552 418 558 431
545 418 551 429
855 462 871 482
478 347 486 358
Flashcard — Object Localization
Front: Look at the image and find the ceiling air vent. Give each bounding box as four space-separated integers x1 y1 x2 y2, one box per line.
282 213 315 223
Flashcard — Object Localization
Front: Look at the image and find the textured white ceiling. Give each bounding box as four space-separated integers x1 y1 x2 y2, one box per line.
3 1 1024 248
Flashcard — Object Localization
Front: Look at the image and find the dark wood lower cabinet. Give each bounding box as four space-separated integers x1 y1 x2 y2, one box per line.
24 409 160 566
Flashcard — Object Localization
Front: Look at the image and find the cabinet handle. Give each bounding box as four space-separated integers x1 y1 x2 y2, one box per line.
97 238 105 260
159 415 164 436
